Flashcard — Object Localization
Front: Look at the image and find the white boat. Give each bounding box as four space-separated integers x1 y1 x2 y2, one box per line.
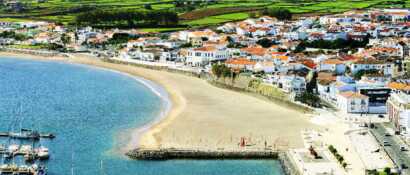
7 144 19 153
0 144 5 151
36 146 49 159
20 145 32 153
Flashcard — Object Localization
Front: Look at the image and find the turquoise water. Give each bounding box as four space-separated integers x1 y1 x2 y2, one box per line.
0 57 284 175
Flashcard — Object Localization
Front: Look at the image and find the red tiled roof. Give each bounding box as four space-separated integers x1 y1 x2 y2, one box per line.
225 58 256 66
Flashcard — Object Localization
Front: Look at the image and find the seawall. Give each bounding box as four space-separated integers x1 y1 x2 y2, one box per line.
126 148 279 160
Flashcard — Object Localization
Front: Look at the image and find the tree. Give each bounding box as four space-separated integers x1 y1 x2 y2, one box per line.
0 31 29 41
298 92 320 107
211 64 235 79
144 4 152 10
353 69 379 80
61 33 71 46
342 162 347 169
383 167 391 174
263 8 292 21
256 38 275 48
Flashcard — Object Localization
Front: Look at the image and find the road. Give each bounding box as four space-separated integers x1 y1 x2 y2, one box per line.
371 123 410 175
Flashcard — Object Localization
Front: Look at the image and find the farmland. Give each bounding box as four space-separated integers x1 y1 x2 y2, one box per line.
0 0 409 32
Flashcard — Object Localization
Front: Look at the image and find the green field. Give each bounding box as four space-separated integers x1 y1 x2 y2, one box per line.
183 12 250 26
1 0 409 32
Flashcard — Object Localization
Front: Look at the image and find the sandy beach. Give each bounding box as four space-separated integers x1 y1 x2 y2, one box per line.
0 52 321 151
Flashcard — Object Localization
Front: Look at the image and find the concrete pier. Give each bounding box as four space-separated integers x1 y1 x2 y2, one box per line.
126 148 279 160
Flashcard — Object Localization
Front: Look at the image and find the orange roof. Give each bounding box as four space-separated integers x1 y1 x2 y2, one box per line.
273 55 289 61
194 46 217 52
317 72 336 81
225 58 256 66
189 31 216 38
369 47 399 52
271 52 287 56
353 58 385 64
301 60 317 69
241 47 267 56
322 58 344 65
339 91 368 99
388 12 409 16
388 82 410 90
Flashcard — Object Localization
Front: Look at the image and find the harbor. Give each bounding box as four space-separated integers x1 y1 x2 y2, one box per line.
0 128 52 175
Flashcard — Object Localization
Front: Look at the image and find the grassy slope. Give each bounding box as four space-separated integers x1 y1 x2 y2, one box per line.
0 0 408 32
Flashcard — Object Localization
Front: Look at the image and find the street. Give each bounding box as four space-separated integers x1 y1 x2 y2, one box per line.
371 123 410 175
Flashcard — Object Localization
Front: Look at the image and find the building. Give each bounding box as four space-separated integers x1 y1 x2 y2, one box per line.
278 75 306 95
349 58 394 76
337 91 369 113
225 58 256 71
387 92 410 141
318 58 346 75
186 46 229 66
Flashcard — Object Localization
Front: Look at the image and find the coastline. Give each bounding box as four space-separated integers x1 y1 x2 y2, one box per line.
0 52 321 152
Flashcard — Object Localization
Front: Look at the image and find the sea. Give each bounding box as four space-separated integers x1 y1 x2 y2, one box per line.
0 57 284 175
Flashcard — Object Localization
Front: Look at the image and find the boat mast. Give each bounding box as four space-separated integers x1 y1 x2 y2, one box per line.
71 148 74 175
100 160 104 175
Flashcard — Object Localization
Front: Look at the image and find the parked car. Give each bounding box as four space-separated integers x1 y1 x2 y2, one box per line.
401 164 408 169
383 141 390 146
401 146 408 151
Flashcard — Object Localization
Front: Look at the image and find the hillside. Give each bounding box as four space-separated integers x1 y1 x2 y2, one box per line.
0 0 408 32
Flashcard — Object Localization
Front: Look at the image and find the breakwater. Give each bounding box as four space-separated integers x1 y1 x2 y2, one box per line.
126 148 279 160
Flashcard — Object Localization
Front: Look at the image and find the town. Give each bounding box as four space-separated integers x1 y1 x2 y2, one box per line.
1 7 410 175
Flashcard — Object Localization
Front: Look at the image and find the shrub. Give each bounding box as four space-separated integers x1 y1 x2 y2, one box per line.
342 162 347 169
263 8 292 20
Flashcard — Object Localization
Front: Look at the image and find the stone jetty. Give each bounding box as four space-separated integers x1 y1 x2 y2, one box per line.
126 148 279 160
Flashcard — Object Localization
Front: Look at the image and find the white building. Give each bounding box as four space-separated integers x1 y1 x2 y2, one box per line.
337 91 369 113
318 59 346 75
278 75 306 95
349 59 394 76
387 92 410 141
186 46 229 66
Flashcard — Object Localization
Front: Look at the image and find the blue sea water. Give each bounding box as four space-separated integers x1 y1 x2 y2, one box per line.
0 57 284 175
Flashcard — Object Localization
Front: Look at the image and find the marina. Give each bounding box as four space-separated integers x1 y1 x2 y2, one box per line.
0 164 47 175
0 128 51 175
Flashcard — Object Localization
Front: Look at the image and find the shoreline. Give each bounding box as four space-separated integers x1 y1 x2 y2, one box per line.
0 51 321 153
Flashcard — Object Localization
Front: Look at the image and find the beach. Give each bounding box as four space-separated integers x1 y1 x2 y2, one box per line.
0 52 321 152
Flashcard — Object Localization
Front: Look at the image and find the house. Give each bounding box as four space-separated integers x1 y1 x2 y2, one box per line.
186 46 229 66
160 50 180 62
240 47 268 60
337 91 369 113
120 48 162 61
253 61 274 73
349 58 394 76
387 92 410 141
278 75 306 95
225 58 256 71
318 58 346 75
